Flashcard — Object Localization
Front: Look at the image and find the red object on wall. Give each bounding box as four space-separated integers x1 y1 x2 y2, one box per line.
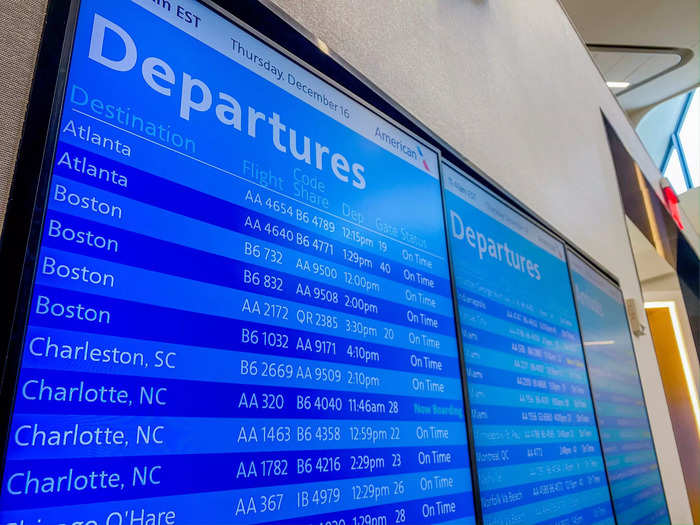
660 178 684 230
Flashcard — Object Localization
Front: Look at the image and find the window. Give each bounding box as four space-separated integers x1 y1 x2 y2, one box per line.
664 148 688 194
662 89 699 194
679 92 699 187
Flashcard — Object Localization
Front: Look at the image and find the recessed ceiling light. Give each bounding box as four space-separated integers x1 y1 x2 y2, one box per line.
606 81 630 89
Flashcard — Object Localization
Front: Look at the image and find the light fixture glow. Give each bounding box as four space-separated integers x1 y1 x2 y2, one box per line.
583 340 615 346
645 301 700 439
607 81 631 89
316 38 330 55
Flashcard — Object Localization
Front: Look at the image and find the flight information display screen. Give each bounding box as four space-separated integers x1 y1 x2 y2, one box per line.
442 162 615 525
568 251 670 525
0 1 476 523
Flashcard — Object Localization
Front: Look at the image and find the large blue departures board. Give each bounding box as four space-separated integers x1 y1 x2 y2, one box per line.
442 162 616 525
0 0 477 523
568 251 670 525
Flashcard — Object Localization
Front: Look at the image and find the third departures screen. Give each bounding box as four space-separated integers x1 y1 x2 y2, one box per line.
569 251 670 525
442 162 616 525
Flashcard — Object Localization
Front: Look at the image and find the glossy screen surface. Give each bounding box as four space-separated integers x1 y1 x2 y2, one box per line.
569 250 670 525
442 163 615 525
0 1 476 523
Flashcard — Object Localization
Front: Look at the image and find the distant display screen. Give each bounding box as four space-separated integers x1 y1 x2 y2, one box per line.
442 162 615 525
569 250 670 525
0 1 477 523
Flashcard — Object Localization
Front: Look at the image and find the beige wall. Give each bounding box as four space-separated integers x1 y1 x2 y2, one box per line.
0 0 48 222
268 1 693 522
0 0 694 522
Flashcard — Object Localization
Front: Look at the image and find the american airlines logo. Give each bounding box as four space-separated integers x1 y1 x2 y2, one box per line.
416 144 431 173
374 127 431 172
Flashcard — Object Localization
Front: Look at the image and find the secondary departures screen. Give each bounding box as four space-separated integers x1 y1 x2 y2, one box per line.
568 251 670 525
0 1 477 523
442 162 615 525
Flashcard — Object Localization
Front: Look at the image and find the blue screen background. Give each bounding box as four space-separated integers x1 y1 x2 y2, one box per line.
443 163 615 525
569 251 670 525
0 1 476 523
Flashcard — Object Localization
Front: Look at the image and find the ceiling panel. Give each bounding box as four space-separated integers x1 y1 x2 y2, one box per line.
560 0 699 110
590 51 624 75
591 49 683 94
560 0 699 48
627 54 680 84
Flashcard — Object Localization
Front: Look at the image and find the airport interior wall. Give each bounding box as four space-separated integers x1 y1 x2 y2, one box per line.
0 0 47 221
0 0 694 522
